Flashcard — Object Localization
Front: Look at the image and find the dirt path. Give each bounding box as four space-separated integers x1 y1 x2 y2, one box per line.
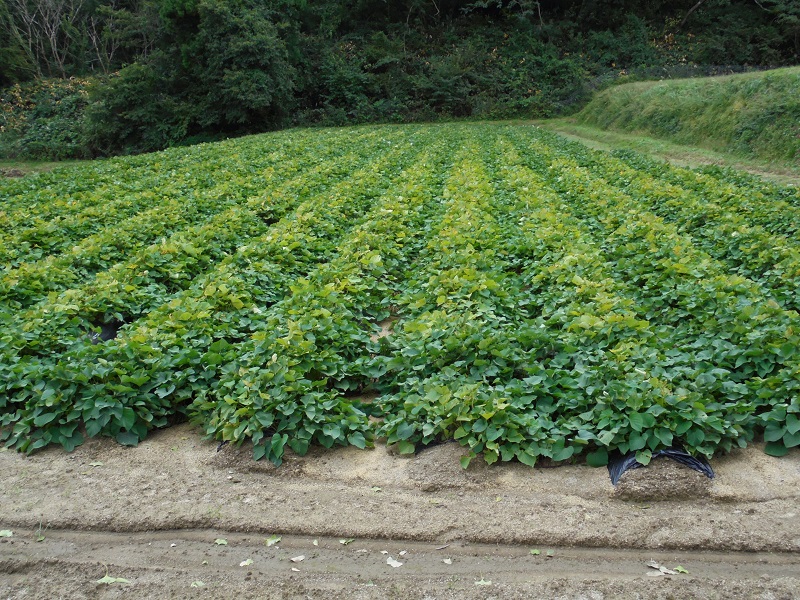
4 530 800 599
2 424 800 598
535 118 800 186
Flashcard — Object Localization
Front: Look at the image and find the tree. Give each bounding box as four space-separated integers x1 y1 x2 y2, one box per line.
87 0 298 153
188 0 297 126
759 0 800 54
0 0 35 83
5 0 86 77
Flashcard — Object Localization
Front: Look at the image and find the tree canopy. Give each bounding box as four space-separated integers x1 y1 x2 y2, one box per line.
0 0 797 155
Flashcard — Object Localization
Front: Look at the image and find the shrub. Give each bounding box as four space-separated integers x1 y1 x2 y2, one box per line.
0 78 93 160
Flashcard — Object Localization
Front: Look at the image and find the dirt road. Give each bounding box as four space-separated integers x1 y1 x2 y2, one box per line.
2 424 799 599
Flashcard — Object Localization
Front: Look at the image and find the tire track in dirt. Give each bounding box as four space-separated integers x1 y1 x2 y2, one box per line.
2 530 800 599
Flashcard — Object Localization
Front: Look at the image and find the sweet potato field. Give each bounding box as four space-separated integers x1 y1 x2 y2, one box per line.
1 124 799 467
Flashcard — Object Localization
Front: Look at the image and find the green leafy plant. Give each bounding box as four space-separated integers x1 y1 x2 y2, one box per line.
1 123 798 470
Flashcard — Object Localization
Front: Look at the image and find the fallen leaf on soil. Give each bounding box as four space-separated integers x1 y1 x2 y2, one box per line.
399 550 407 556
675 566 689 574
0 531 12 538
312 539 318 546
647 560 677 575
291 567 300 572
475 579 492 586
290 555 305 563
97 575 130 585
546 550 555 557
89 461 104 467
265 535 281 547
443 558 453 565
191 581 205 588
214 538 228 545
387 557 403 568
239 559 253 567
530 549 541 555
339 538 355 545
371 486 382 492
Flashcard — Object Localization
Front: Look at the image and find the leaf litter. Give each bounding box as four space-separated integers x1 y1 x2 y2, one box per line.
647 560 680 576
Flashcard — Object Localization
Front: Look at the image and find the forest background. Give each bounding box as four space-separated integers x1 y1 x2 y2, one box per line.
1 0 798 158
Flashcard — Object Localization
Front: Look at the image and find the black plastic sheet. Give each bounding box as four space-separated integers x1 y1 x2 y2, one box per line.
608 446 714 485
88 320 123 344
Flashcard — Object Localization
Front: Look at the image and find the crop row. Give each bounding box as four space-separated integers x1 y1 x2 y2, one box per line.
190 134 462 463
0 129 395 309
1 123 797 463
539 135 800 312
508 131 799 456
0 127 352 226
0 127 434 453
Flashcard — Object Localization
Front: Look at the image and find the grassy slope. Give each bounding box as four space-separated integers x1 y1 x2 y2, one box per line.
536 119 800 186
575 67 800 164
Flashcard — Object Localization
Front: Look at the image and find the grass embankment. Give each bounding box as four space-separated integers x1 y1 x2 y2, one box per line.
575 67 800 164
536 120 800 186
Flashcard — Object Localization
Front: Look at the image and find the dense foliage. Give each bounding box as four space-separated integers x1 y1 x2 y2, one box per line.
1 0 798 157
0 78 93 159
1 124 798 466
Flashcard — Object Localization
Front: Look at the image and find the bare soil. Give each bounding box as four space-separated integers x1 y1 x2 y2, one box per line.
1 424 800 598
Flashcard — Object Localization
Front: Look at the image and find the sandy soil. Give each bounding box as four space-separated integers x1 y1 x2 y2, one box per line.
1 424 800 598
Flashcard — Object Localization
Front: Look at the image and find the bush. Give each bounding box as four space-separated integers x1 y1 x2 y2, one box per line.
83 58 193 156
0 79 93 160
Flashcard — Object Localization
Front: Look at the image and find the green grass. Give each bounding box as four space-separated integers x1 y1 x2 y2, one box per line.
537 118 800 186
576 67 800 164
0 159 93 176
